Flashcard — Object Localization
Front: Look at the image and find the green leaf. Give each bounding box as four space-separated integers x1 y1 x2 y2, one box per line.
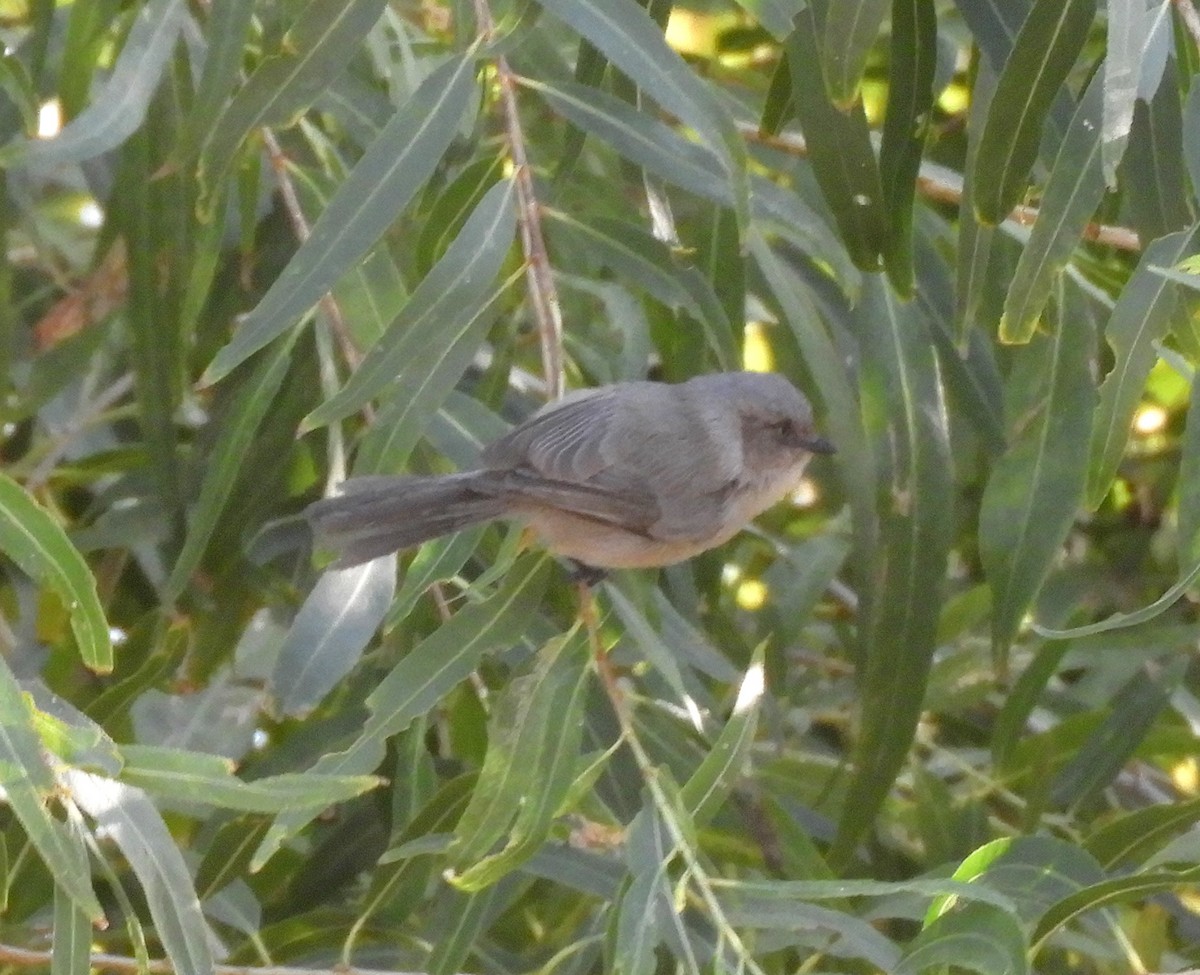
251 555 550 869
0 657 104 922
196 0 388 196
536 0 748 229
0 474 110 673
999 70 1105 344
980 280 1096 658
5 0 186 168
173 0 255 165
201 52 479 385
1084 795 1200 869
750 232 879 581
821 0 890 108
785 7 889 271
1087 222 1200 506
166 335 297 603
831 276 953 867
679 646 764 828
52 884 92 975
972 0 1096 225
1031 863 1200 953
119 744 383 812
270 557 396 717
1101 0 1171 183
67 772 213 975
1047 659 1184 809
523 76 731 206
897 902 1028 975
303 179 518 430
449 629 591 890
878 0 937 295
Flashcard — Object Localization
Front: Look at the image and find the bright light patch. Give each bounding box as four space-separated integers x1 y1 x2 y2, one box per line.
1133 404 1168 435
733 660 765 715
1172 757 1199 794
79 201 104 228
791 478 819 508
743 321 774 372
721 562 742 585
37 99 62 139
736 579 767 611
109 627 127 646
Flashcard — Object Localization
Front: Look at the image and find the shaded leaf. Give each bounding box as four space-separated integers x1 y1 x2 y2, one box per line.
0 474 110 673
981 280 1096 658
972 0 1096 225
201 52 479 385
271 557 396 717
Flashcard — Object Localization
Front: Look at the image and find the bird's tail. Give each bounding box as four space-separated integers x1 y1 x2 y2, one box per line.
306 473 508 567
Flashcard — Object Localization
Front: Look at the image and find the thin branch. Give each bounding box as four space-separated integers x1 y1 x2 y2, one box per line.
0 944 446 975
261 129 362 372
739 123 1143 253
472 0 565 400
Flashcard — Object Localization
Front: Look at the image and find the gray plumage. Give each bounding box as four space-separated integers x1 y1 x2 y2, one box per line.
307 371 833 570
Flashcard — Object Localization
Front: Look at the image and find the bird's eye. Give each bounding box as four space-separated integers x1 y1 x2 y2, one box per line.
771 419 794 439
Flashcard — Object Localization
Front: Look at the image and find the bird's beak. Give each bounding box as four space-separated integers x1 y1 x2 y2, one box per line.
802 434 836 455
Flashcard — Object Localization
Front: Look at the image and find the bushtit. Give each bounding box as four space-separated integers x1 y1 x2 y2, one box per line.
307 371 833 575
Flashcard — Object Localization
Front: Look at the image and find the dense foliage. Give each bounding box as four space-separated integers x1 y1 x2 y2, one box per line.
1 0 1199 972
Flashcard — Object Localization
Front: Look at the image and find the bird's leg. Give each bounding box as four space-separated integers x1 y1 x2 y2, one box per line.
567 560 608 587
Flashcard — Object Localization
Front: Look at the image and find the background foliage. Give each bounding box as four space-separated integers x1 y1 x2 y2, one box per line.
1 0 1200 972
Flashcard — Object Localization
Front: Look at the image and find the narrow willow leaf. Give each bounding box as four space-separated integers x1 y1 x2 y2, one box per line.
955 63 999 341
1122 59 1193 242
1000 70 1104 344
981 282 1096 657
1087 222 1200 507
786 8 889 271
425 884 500 975
1032 552 1200 639
174 0 255 164
953 0 1077 151
1084 795 1200 868
897 902 1027 975
831 277 953 866
7 0 185 167
0 658 103 921
972 0 1096 225
1032 864 1200 953
750 233 879 582
821 0 890 108
1179 376 1200 570
450 630 590 890
119 744 383 812
67 772 213 975
535 0 748 228
356 775 475 937
303 180 517 430
271 558 396 717
1102 0 1171 184
52 885 92 975
166 335 296 603
1048 659 1184 809
679 647 764 828
201 53 478 385
720 895 901 969
546 211 738 369
878 0 937 295
0 474 110 672
524 77 730 205
251 555 549 869
197 0 387 197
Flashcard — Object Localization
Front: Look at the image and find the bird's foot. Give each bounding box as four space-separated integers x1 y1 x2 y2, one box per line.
567 560 608 587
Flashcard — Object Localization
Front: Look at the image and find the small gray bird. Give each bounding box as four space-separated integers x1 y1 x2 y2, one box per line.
307 371 834 574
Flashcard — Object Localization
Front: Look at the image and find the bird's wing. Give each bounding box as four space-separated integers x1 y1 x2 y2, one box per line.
481 387 618 482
